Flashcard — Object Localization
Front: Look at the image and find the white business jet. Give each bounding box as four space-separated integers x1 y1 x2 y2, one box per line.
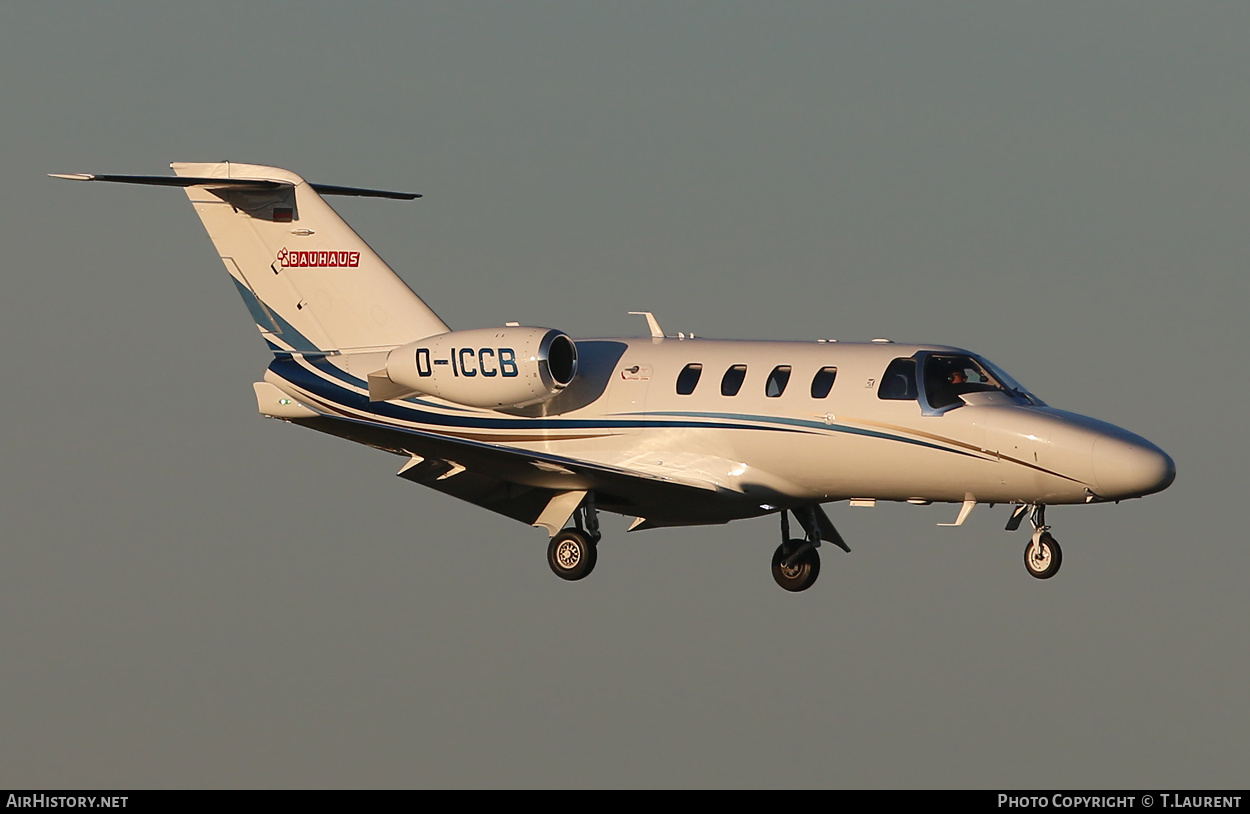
53 163 1175 592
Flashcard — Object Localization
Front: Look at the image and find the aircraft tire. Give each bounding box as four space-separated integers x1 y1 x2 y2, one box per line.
771 540 820 592
1024 532 1062 579
548 529 597 581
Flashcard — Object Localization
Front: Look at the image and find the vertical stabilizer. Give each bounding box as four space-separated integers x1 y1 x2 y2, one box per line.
170 162 449 354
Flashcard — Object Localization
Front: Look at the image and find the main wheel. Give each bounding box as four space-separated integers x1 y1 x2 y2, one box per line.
1024 532 1062 579
771 540 821 592
548 529 597 581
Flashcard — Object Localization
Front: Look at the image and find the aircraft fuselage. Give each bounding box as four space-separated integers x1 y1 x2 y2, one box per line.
266 336 1174 528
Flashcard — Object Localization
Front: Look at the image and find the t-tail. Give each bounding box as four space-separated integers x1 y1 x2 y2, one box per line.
52 162 449 355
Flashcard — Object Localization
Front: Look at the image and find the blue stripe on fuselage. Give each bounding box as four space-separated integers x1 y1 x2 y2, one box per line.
266 358 981 462
269 357 800 434
641 410 979 457
301 355 476 413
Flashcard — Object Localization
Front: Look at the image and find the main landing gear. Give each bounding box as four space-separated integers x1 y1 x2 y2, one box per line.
547 495 601 581
1008 504 1063 580
772 539 820 592
548 529 597 581
770 506 849 592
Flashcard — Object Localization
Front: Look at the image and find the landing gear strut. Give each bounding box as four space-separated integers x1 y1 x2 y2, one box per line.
1009 504 1063 580
547 493 601 581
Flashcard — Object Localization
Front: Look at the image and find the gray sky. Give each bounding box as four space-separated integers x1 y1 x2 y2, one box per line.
3 2 1246 788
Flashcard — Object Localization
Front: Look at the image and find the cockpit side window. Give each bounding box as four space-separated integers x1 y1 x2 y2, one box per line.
878 358 918 400
922 354 1004 410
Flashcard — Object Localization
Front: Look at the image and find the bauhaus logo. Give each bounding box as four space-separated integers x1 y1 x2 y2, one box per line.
277 248 360 268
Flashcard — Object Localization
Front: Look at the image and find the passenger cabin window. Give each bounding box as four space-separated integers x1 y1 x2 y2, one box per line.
878 358 918 400
765 366 792 398
810 366 837 398
676 363 703 395
721 365 747 396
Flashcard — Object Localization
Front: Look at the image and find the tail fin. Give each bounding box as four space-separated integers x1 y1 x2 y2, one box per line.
58 162 449 354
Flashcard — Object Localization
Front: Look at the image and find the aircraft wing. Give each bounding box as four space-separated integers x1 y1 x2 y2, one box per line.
293 412 732 530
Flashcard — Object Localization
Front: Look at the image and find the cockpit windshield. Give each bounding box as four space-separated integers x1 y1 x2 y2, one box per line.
922 353 1042 410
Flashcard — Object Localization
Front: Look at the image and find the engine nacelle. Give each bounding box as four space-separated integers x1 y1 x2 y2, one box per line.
369 327 578 409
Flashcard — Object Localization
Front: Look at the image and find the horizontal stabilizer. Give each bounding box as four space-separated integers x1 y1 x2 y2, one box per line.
308 183 421 200
49 173 421 199
51 173 285 192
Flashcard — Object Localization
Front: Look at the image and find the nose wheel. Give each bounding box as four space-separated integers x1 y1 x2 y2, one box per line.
1024 530 1062 579
1009 504 1064 580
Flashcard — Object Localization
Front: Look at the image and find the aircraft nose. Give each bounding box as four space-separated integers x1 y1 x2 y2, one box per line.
1092 434 1176 500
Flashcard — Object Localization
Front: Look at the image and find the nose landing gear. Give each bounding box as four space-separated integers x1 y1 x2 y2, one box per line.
1024 530 1062 579
1009 504 1063 579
